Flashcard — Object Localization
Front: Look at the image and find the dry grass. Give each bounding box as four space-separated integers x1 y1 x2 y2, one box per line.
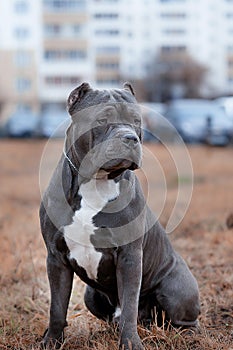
0 140 233 349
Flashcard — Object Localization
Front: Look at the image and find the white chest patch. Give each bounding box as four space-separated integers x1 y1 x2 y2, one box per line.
64 177 119 280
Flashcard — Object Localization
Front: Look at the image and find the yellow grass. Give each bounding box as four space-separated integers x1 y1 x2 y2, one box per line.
0 140 232 349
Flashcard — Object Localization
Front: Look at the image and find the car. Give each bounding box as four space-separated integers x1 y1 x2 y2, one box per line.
141 102 171 142
6 109 39 138
165 99 233 146
39 106 70 138
214 97 233 122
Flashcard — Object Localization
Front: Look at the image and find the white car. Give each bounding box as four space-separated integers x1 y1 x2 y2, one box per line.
39 107 70 138
7 110 39 138
165 99 233 146
215 97 233 122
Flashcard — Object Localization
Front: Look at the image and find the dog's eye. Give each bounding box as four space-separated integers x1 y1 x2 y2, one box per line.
97 118 107 126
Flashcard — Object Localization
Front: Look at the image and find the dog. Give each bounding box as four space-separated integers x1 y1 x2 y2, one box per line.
40 82 200 349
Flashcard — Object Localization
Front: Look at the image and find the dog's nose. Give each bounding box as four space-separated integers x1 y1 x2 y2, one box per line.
121 133 139 147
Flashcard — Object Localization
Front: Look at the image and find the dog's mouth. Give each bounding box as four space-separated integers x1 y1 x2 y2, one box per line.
100 159 139 179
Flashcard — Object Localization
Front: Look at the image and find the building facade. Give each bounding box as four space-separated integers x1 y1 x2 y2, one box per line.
40 0 91 105
0 0 233 120
0 0 41 121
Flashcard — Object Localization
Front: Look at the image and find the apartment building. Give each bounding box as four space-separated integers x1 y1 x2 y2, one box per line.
119 0 233 95
224 0 233 89
40 0 91 105
89 0 122 87
154 0 229 95
89 0 233 95
1 0 233 120
0 0 41 121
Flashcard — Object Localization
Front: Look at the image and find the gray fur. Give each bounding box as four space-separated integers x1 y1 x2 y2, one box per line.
40 83 200 350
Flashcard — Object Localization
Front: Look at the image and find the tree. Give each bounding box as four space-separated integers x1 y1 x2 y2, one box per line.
144 51 208 102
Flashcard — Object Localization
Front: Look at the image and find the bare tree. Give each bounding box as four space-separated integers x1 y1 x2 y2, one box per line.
144 52 208 102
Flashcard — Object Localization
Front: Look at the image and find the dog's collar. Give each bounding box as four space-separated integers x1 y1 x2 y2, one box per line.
63 149 79 173
63 150 110 180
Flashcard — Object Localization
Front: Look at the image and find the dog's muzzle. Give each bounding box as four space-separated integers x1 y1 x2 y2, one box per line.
100 128 142 175
70 125 142 181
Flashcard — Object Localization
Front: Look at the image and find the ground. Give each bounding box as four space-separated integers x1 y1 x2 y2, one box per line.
0 139 232 350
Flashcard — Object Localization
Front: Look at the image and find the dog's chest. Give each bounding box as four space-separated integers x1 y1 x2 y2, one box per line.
64 178 119 280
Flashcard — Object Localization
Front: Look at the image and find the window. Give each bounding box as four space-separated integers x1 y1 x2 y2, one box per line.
15 51 31 66
14 27 29 39
94 0 119 2
16 78 31 92
95 29 119 36
43 0 86 11
45 76 81 86
162 28 186 35
73 24 83 34
96 46 120 54
160 0 186 2
94 13 119 19
96 78 120 85
16 103 32 112
44 23 86 37
161 45 186 53
227 45 233 52
160 12 186 19
96 62 119 69
14 1 29 13
44 24 61 36
44 50 87 60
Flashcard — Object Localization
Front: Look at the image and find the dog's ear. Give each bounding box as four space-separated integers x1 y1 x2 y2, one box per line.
123 82 135 96
67 82 91 110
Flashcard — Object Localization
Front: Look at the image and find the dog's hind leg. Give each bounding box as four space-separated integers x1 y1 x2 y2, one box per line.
84 286 115 321
138 295 154 327
153 256 200 328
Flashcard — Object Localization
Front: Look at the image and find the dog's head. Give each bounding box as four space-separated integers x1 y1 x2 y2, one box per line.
65 82 142 181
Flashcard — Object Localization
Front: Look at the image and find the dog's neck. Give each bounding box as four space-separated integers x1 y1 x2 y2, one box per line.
63 149 79 173
64 150 110 181
63 148 126 184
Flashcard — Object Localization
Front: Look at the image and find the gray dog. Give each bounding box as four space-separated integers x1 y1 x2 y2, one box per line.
40 82 200 350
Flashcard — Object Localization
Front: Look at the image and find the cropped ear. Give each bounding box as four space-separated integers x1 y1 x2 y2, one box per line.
67 82 91 111
123 82 135 96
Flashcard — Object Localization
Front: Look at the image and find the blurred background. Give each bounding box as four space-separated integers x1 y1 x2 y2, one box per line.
0 0 233 142
1 2 233 349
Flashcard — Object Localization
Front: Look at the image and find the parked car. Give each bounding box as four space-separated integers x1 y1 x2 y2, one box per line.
0 120 8 137
6 109 39 138
165 99 233 146
39 107 70 138
141 102 169 142
214 97 233 122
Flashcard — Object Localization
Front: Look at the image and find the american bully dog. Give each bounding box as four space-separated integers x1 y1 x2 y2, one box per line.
40 82 200 350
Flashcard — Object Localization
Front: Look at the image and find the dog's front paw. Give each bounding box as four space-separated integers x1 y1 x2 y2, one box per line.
40 328 64 349
120 333 144 350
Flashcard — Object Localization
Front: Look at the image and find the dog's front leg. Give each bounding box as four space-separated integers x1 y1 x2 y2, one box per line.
116 242 144 350
41 253 73 349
